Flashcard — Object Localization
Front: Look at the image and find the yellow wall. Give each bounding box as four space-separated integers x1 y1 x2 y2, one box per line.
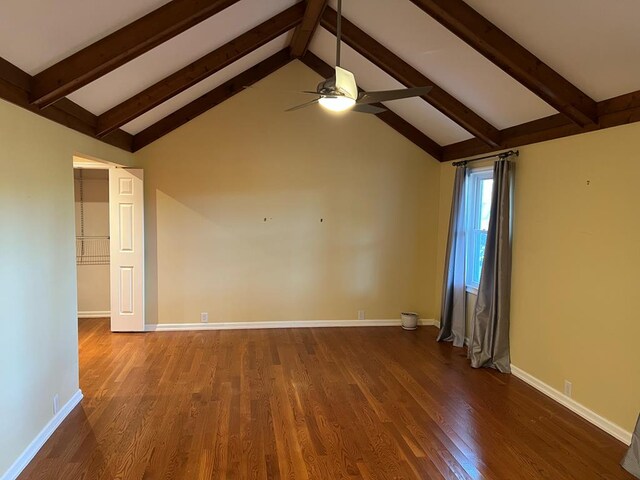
135 60 441 325
435 123 640 433
0 99 133 476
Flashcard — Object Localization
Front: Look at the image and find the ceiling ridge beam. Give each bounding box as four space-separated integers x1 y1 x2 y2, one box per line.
30 0 243 108
96 3 305 137
0 56 132 151
442 88 640 160
300 52 443 160
290 0 329 58
320 7 501 148
408 0 598 126
132 49 293 152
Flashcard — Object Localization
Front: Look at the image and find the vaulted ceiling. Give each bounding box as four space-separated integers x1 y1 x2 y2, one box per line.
1 0 639 161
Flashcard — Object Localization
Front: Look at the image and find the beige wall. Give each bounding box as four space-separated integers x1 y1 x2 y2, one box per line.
135 60 441 325
0 99 133 476
435 123 640 433
74 169 110 314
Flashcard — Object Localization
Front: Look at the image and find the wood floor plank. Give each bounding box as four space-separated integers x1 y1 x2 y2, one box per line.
17 319 633 480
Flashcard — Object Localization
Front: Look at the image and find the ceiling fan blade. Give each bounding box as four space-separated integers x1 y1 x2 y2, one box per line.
285 98 320 112
335 66 358 100
243 86 320 96
352 103 386 114
357 86 433 104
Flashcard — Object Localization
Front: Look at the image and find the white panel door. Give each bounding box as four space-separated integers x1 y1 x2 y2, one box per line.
109 168 144 332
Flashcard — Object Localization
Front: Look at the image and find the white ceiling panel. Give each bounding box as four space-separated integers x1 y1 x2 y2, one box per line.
310 27 472 146
465 0 640 101
327 0 556 130
122 32 292 135
68 0 298 115
0 0 169 74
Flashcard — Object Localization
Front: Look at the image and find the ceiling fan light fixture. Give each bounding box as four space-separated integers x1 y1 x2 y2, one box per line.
318 96 355 112
283 0 431 115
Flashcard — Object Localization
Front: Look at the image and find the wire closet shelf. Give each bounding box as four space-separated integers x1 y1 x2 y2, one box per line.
76 236 110 265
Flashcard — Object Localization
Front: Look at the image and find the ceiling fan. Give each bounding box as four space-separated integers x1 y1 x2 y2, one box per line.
287 0 433 114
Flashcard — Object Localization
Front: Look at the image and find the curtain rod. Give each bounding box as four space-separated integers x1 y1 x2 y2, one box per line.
452 150 519 167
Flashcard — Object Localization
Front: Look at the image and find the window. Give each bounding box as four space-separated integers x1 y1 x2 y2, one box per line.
465 168 493 292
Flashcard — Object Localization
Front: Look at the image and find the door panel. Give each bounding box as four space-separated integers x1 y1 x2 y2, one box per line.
109 168 144 332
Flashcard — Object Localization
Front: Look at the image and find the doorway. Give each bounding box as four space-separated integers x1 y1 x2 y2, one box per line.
74 160 110 319
73 155 145 332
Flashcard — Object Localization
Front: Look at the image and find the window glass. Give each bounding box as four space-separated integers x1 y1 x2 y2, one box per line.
466 170 493 291
479 179 493 230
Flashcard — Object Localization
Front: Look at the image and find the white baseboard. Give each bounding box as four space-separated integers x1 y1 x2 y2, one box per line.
510 365 632 445
1 389 83 480
146 318 438 332
78 311 110 318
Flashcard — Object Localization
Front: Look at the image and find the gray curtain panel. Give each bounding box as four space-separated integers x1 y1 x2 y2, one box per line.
622 414 640 478
468 159 514 373
437 165 467 347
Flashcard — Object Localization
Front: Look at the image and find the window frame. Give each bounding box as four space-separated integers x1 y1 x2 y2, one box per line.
465 167 493 294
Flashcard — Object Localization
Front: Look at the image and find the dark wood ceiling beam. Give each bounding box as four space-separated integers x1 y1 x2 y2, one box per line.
376 110 444 160
132 49 292 151
290 0 329 57
442 89 640 161
0 57 132 151
442 115 575 160
408 0 598 127
96 4 304 137
321 7 501 148
30 0 243 108
300 52 442 159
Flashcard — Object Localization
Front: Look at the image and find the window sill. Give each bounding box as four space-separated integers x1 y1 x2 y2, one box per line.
465 286 479 296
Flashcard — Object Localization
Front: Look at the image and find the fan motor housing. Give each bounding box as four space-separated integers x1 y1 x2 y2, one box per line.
317 77 338 96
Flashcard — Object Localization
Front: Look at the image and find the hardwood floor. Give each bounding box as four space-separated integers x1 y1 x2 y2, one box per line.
19 319 631 480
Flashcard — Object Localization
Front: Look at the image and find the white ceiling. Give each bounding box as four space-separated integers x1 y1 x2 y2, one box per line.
122 33 293 135
0 0 170 74
68 0 298 115
0 0 639 148
465 0 640 101
325 0 556 130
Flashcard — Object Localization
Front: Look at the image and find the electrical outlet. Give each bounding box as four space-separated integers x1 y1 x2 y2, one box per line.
200 312 208 323
358 310 365 320
564 380 572 398
53 394 59 415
